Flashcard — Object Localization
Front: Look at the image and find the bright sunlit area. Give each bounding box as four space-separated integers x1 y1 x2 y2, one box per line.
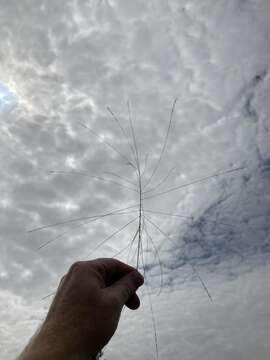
0 82 16 111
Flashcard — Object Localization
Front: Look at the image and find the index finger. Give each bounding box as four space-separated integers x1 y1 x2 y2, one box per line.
90 258 138 286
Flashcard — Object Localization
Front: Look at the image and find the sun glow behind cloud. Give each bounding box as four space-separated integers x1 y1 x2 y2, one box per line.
0 82 16 111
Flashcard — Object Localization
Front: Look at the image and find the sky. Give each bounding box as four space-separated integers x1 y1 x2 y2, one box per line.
0 0 270 359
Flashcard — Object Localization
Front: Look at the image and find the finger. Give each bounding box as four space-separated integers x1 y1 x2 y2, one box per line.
59 275 66 286
56 274 66 293
125 293 140 310
107 270 144 306
90 258 139 286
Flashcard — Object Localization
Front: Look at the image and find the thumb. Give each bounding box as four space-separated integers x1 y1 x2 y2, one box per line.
108 270 144 307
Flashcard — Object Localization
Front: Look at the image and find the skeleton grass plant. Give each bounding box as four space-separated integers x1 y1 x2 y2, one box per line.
29 98 244 359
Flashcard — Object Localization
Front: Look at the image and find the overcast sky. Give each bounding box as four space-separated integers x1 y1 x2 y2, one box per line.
1 1 270 359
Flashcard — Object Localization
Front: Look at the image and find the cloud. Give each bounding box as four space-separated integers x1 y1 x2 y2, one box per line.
109 262 270 360
0 0 270 358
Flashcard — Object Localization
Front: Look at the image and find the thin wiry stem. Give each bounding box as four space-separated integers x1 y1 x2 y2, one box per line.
142 166 245 201
103 171 137 187
28 204 140 233
126 227 140 264
145 214 150 265
130 239 141 266
37 210 139 250
145 282 159 360
41 291 56 301
107 106 130 141
112 243 132 259
48 170 138 192
113 227 140 259
127 101 140 172
78 121 137 170
107 106 138 167
138 212 147 277
136 174 143 270
144 98 178 189
127 100 143 270
137 266 160 341
144 209 193 220
192 265 213 302
141 153 149 179
38 228 77 250
139 230 146 278
144 215 178 248
143 166 176 195
144 223 164 296
145 217 213 302
136 223 159 360
144 209 234 227
85 217 137 258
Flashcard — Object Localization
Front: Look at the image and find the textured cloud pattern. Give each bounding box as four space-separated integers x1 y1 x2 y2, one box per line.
0 1 270 359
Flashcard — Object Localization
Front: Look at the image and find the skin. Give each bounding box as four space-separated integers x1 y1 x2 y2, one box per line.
19 258 144 360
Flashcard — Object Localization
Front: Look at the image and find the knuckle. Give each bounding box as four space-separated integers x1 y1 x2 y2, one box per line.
69 261 85 274
59 274 66 285
138 272 144 286
93 257 109 265
131 270 144 287
122 285 132 300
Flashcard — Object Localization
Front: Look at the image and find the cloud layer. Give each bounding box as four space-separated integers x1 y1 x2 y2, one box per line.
0 0 270 359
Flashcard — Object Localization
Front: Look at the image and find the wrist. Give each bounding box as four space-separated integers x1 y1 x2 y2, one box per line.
19 321 97 360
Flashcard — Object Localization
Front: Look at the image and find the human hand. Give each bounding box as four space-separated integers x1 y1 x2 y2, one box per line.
19 258 144 360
